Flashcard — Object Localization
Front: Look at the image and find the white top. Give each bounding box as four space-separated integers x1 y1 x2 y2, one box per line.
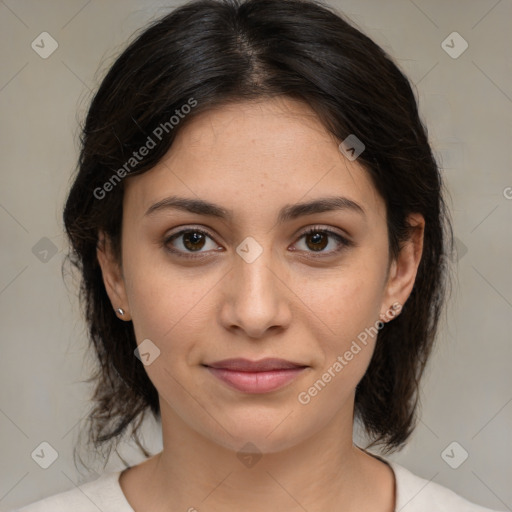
13 461 504 512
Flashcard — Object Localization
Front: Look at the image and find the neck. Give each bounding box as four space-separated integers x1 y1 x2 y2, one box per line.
120 400 395 512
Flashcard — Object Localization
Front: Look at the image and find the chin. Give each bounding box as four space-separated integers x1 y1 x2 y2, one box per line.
200 414 314 456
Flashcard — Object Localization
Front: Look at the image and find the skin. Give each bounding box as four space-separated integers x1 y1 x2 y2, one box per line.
97 96 424 512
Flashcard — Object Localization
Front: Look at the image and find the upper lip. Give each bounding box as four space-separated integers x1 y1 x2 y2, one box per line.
204 358 307 372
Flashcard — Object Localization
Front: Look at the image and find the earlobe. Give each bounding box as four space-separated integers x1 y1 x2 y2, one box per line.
379 213 425 322
96 231 131 320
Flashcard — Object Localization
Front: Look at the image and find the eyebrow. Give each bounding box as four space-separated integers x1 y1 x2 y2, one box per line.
144 195 366 223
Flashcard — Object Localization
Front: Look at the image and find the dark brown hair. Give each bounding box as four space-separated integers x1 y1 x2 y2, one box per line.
63 0 454 469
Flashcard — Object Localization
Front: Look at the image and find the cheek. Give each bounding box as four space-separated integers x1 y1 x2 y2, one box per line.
123 249 218 359
305 265 386 378
294 278 383 416
305 264 384 337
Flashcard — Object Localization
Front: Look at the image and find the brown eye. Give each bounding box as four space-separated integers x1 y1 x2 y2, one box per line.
182 231 207 251
304 231 329 252
293 227 352 256
164 228 220 258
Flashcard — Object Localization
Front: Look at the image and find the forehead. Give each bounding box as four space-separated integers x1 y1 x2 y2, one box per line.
124 97 386 226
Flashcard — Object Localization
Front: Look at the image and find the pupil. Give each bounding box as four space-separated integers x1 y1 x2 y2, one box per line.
308 232 327 251
184 231 205 251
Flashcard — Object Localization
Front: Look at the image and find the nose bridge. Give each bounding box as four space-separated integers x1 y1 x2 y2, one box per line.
237 237 280 309
221 236 291 337
240 244 276 296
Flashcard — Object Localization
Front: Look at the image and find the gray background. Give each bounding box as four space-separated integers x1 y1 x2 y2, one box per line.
0 0 511 510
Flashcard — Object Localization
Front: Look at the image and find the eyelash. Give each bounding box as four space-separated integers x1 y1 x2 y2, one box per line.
163 225 353 260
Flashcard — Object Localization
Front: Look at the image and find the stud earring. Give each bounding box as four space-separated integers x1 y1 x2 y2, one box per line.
380 303 401 322
116 308 125 316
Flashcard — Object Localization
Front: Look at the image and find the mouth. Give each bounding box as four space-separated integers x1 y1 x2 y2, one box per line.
202 358 308 394
204 357 307 372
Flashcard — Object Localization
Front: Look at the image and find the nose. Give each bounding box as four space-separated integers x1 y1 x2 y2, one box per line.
219 242 293 339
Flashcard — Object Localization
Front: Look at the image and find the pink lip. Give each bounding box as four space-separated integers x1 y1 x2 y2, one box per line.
204 358 308 394
206 367 306 393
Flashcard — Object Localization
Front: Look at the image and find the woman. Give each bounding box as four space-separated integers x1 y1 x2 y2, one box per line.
15 0 504 510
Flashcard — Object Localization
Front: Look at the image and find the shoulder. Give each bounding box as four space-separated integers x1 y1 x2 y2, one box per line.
12 471 133 512
390 461 505 512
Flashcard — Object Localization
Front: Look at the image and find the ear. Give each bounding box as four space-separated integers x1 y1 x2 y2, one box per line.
379 213 425 322
96 230 131 321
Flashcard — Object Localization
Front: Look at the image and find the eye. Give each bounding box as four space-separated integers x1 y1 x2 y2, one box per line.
291 226 352 256
163 225 353 260
163 227 221 258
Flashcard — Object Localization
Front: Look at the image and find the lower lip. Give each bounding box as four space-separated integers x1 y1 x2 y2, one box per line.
205 367 307 393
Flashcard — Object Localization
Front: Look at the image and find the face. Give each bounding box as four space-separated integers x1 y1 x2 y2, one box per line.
98 97 424 454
